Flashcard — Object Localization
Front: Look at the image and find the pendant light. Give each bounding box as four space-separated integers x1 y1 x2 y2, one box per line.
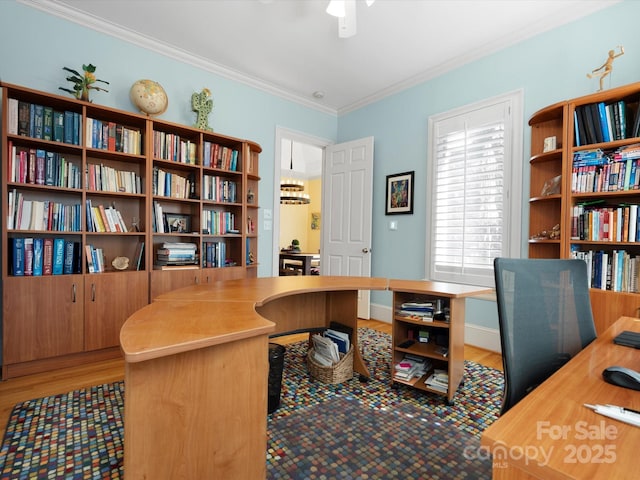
280 140 310 205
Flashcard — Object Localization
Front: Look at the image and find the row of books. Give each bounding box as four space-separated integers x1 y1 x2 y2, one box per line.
571 203 640 242
86 117 142 154
8 191 81 232
202 241 229 268
10 237 80 276
7 143 81 188
393 354 431 382
203 141 239 170
202 210 237 235
153 131 197 164
572 248 640 293
85 244 106 273
7 99 81 145
86 163 142 194
573 100 640 147
202 175 238 203
152 167 195 199
85 200 129 233
572 145 640 193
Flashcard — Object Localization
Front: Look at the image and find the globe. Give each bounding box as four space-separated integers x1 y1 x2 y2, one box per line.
130 79 168 116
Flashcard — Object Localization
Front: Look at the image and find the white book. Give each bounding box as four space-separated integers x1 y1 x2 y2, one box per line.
8 98 18 135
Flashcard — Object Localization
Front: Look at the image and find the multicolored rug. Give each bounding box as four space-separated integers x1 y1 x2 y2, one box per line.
0 328 503 479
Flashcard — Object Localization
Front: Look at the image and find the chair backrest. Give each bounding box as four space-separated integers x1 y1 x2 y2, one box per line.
493 258 597 415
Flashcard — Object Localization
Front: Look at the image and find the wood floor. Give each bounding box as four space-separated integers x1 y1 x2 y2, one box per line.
0 319 502 431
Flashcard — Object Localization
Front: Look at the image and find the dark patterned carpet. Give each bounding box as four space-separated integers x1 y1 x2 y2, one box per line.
0 328 503 479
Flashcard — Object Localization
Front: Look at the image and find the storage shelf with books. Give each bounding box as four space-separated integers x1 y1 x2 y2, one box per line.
529 81 640 334
1 82 261 378
388 280 490 405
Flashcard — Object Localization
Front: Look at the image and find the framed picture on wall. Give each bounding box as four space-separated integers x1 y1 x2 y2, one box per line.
385 171 414 215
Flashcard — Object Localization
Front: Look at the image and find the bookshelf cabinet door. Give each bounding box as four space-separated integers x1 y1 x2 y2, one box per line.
150 269 200 300
3 276 84 363
84 271 149 350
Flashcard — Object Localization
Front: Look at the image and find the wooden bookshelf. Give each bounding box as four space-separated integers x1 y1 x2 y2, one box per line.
528 81 640 333
1 82 261 378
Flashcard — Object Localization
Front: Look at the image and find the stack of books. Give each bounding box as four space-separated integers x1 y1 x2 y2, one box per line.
425 369 448 393
394 354 431 382
396 301 434 321
156 242 197 266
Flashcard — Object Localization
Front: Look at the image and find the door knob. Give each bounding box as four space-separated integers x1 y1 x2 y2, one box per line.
362 248 371 253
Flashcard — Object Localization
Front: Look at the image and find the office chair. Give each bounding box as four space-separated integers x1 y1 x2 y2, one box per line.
493 258 597 415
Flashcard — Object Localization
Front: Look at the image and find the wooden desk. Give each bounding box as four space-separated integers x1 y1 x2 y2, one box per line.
121 276 388 479
481 316 640 480
279 252 319 275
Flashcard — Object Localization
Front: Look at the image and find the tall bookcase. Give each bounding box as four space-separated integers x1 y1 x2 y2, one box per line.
1 82 260 379
528 81 640 333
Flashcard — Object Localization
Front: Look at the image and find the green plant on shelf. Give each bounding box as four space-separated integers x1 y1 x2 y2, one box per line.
59 64 109 102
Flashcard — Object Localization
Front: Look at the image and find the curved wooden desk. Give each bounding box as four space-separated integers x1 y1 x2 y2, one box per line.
120 276 388 480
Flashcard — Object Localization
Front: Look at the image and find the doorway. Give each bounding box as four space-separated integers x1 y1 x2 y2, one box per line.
272 128 330 277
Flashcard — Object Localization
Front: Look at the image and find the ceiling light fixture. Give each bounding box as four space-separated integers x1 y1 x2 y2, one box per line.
326 0 375 38
280 140 310 205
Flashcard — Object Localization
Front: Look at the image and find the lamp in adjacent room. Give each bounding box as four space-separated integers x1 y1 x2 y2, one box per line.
280 140 310 205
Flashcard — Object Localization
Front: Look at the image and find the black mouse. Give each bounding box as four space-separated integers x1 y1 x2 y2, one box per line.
602 366 640 391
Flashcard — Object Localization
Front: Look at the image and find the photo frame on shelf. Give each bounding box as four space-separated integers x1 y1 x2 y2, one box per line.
385 171 414 215
165 213 191 233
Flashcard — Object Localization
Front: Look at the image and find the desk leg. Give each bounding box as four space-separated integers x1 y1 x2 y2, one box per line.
326 290 370 380
124 336 268 479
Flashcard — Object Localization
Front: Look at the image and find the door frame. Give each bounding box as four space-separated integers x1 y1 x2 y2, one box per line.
272 127 332 277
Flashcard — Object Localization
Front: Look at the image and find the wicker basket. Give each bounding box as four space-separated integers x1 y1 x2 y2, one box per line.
307 345 354 384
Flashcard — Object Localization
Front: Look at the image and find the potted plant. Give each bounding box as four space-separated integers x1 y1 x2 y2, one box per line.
291 239 300 252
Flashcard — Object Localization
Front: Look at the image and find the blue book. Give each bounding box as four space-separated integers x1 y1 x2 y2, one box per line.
52 238 65 275
32 237 43 276
11 237 25 276
63 111 74 144
63 240 74 274
597 102 611 142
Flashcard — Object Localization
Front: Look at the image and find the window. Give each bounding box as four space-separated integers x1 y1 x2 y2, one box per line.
426 91 522 287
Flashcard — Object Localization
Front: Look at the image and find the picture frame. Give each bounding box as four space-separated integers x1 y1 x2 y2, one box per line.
164 213 191 233
385 171 414 215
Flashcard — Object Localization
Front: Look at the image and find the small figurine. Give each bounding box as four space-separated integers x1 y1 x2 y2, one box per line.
59 64 109 102
191 88 214 131
587 46 624 92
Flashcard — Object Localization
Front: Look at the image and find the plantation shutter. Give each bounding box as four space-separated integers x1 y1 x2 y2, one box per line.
430 101 509 286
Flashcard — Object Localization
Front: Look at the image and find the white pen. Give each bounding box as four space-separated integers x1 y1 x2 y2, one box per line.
584 403 640 427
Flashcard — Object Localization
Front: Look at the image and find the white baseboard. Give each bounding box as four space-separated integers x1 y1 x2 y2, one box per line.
370 302 501 353
465 324 501 353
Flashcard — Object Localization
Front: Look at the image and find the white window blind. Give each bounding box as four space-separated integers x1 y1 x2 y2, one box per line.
427 94 522 287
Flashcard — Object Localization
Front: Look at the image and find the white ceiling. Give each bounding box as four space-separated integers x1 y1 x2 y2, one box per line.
33 0 619 115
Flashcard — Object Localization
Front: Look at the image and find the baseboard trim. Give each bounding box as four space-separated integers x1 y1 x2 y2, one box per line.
465 324 501 353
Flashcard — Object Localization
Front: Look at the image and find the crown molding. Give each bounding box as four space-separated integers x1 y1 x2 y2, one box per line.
20 0 338 117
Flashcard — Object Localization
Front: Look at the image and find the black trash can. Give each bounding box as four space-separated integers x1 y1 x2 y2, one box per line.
268 343 286 414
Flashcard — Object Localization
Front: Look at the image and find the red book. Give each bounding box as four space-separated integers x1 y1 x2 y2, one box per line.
43 238 53 275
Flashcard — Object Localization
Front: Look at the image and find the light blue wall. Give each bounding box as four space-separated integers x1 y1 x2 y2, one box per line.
339 0 640 317
2 1 640 330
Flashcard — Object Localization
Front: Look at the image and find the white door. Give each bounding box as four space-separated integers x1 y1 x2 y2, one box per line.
321 137 374 318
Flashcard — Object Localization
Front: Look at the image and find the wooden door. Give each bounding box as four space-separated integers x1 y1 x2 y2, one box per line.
85 271 149 350
3 276 84 363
